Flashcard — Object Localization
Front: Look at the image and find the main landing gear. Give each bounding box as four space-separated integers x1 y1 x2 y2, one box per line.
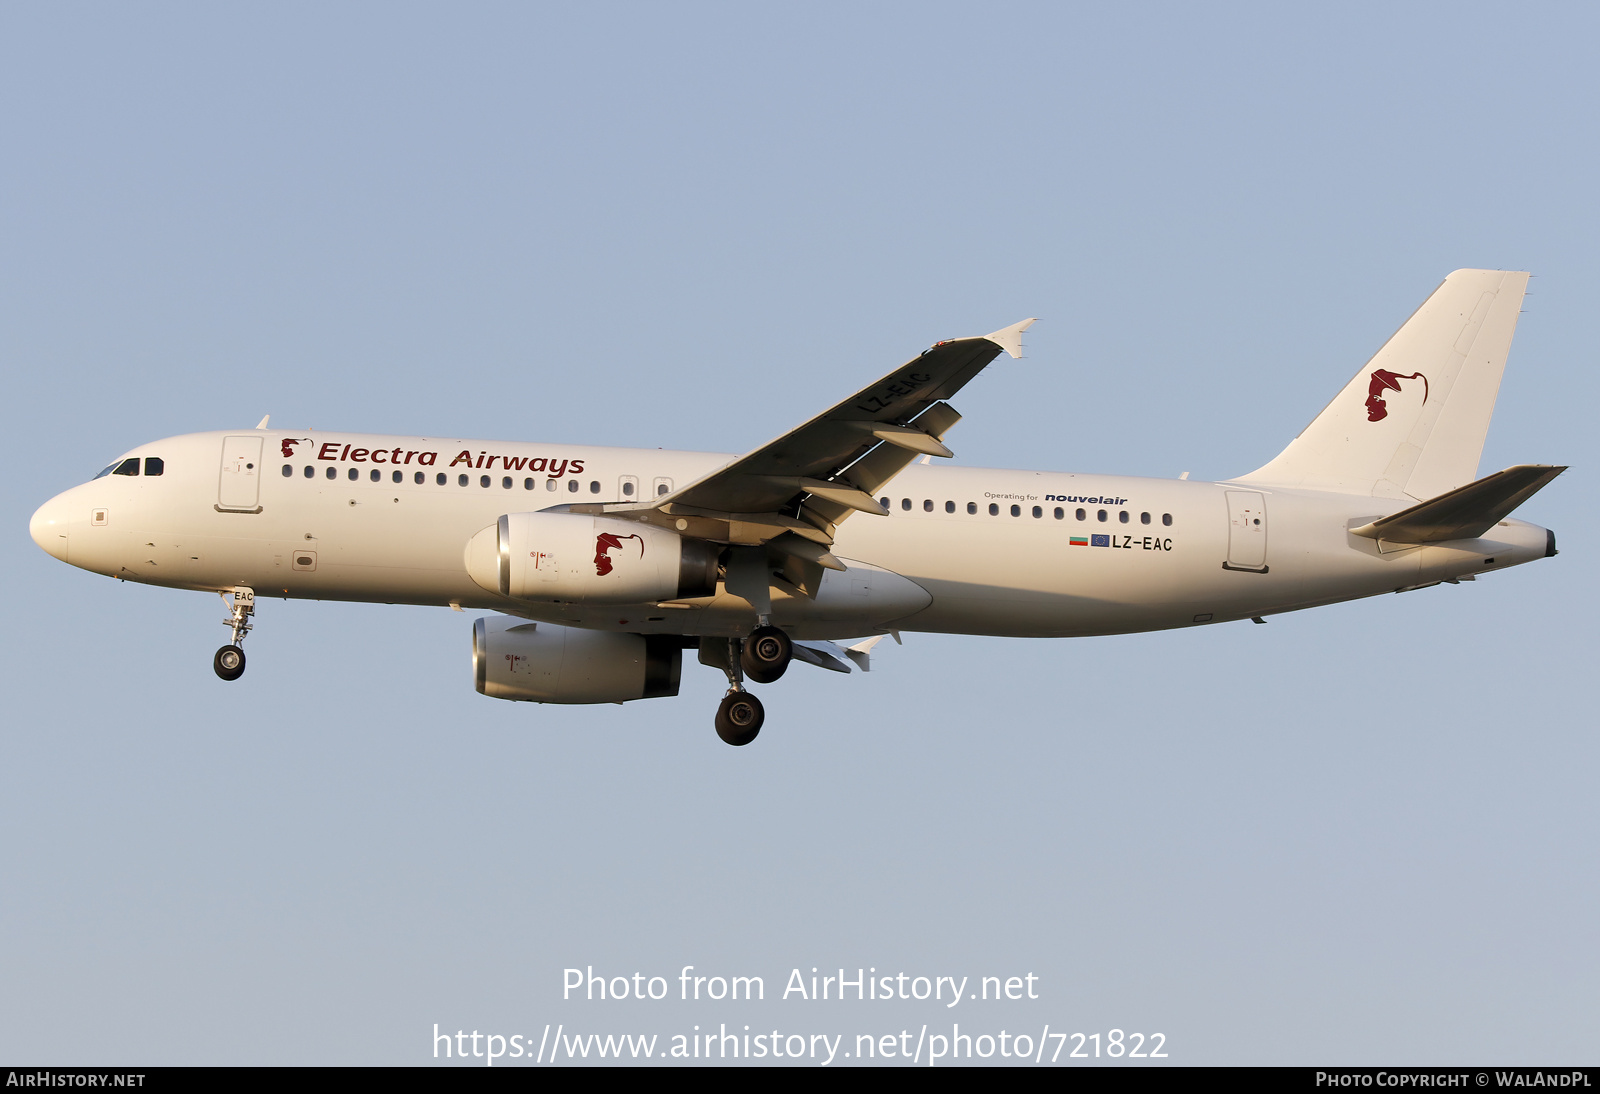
709 626 794 746
715 691 764 747
214 586 254 681
740 624 792 683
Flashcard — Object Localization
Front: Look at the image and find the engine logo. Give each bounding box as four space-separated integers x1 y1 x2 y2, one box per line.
594 532 644 576
1365 369 1428 422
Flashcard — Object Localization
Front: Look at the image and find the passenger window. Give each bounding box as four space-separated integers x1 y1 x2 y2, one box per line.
567 479 579 493
480 475 491 488
547 479 558 492
1097 509 1107 522
282 464 293 477
304 466 314 478
901 498 911 511
436 473 447 485
945 501 955 513
590 480 600 494
1118 510 1129 524
1162 513 1173 526
1076 508 1085 521
1010 504 1021 517
524 478 534 490
657 482 670 496
989 503 999 516
416 472 426 485
370 469 381 482
923 499 933 512
1054 507 1064 519
393 470 403 483
114 458 140 476
502 476 512 489
327 467 337 480
967 502 977 515
348 468 359 481
144 457 163 476
458 474 469 486
622 481 635 496
1032 506 1042 518
1141 512 1151 524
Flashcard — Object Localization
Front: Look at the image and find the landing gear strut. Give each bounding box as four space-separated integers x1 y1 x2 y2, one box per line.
704 635 767 746
214 586 254 681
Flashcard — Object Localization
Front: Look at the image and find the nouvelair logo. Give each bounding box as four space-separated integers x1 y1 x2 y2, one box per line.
594 533 644 577
1365 369 1428 422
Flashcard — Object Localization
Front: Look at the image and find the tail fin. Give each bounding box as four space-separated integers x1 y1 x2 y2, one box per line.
1238 269 1529 500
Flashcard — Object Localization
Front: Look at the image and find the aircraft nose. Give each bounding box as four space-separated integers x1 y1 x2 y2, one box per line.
30 496 70 561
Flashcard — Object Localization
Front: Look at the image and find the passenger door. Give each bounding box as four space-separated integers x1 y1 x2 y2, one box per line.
218 436 264 512
1223 490 1268 572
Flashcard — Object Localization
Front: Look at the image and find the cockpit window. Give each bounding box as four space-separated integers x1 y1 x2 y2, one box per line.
144 457 164 477
112 458 140 477
93 463 118 480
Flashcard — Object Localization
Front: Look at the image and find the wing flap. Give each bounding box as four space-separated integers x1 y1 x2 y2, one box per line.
606 321 1032 545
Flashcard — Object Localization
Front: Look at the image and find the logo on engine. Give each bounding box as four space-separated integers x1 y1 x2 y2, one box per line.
1365 369 1428 422
594 532 644 576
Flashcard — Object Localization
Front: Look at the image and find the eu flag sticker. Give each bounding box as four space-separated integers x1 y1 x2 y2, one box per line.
1091 534 1111 547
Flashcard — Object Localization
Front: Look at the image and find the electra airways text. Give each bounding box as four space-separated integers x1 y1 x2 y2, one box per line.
30 270 1564 745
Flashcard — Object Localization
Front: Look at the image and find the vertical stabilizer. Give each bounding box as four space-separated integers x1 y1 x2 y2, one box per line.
1237 269 1529 500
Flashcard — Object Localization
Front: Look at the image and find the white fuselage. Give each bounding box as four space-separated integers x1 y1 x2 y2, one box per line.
30 429 1553 640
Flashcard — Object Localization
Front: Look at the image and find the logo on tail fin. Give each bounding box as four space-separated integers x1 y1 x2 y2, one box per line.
1365 369 1429 422
594 532 644 576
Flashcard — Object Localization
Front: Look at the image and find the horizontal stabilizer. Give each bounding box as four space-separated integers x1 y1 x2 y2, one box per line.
1351 464 1565 544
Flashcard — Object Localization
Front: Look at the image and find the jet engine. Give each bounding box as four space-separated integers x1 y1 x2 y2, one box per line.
464 512 720 604
473 615 682 704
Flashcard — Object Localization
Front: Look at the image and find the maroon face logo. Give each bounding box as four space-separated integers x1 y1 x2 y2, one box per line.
1365 369 1428 422
281 438 301 458
594 532 644 576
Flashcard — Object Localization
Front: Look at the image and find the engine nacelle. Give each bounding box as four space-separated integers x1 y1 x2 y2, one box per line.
473 615 682 704
464 511 720 604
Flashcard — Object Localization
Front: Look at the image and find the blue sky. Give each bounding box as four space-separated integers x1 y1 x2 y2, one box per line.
3 2 1595 1065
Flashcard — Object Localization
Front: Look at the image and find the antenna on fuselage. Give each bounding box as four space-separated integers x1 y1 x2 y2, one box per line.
255 415 270 430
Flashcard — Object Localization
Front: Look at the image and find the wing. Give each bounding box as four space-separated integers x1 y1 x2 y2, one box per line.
589 318 1035 562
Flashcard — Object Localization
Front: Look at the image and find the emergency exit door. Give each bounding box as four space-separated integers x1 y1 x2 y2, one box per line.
1223 490 1268 573
218 436 264 512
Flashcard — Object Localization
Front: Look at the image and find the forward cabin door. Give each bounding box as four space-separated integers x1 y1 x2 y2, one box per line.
218 436 264 512
1223 490 1268 572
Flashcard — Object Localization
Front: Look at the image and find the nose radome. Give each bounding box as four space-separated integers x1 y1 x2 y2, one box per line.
30 497 69 561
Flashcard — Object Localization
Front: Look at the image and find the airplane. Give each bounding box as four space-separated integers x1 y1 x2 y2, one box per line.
28 269 1564 746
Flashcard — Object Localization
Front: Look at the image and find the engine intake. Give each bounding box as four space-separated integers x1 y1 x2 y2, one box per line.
473 616 682 704
465 511 719 604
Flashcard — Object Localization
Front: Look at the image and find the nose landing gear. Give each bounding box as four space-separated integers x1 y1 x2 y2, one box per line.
214 586 254 681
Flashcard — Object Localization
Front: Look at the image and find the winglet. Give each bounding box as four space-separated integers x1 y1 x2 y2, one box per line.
983 318 1037 360
255 414 271 430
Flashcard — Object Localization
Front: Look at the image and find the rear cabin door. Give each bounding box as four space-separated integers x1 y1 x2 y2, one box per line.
218 436 264 511
1224 490 1268 572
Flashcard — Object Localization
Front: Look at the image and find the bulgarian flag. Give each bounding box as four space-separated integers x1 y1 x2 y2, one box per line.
1070 536 1089 546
